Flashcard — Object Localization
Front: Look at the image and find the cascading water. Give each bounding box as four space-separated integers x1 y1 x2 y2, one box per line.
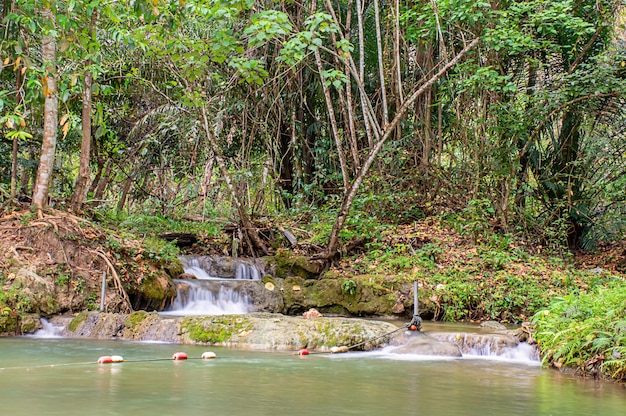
162 256 263 316
377 328 540 364
29 318 65 338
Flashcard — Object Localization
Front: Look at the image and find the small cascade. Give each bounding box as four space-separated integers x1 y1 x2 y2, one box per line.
163 256 264 316
382 330 540 364
430 332 540 362
163 280 253 316
29 318 65 338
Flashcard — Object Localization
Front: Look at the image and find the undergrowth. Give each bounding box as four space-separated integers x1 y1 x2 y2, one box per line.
532 278 626 381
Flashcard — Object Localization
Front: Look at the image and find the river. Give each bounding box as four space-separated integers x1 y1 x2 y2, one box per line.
1 332 624 416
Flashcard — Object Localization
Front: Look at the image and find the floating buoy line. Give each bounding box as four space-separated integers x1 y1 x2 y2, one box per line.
0 351 220 371
1 316 418 370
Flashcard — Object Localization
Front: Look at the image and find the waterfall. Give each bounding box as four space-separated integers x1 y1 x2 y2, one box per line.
162 256 263 316
367 330 540 364
162 280 253 316
29 318 65 338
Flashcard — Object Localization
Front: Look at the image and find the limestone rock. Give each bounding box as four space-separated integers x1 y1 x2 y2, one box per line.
390 332 462 357
13 267 57 315
61 312 398 351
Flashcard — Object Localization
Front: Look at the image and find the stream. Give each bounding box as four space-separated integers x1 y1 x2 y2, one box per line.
0 335 624 416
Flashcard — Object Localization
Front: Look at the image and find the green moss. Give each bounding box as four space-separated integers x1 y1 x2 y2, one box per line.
140 273 175 300
69 311 89 332
20 316 39 333
182 316 251 344
0 314 19 333
165 259 184 278
126 311 149 331
275 249 324 278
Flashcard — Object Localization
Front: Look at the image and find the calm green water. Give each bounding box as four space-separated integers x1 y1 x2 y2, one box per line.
0 337 624 416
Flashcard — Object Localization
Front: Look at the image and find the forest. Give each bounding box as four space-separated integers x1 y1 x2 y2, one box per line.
1 1 626 380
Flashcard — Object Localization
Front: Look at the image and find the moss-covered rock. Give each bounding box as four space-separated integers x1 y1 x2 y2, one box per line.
126 310 149 331
69 311 90 332
127 271 176 311
0 312 19 334
20 314 41 333
274 249 326 279
181 316 252 344
165 258 184 278
278 273 416 317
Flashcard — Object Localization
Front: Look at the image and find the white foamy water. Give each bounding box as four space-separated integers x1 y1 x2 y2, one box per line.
162 280 253 316
461 341 540 364
29 318 65 338
344 344 539 365
342 331 540 365
163 256 262 316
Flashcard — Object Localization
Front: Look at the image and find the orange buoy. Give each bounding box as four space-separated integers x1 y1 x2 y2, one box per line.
172 352 188 360
97 356 113 364
297 349 309 356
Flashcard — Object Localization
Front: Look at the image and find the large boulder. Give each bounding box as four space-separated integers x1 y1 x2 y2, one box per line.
11 267 58 315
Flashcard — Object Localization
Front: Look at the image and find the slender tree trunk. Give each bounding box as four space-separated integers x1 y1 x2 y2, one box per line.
201 105 269 256
117 174 133 212
392 0 403 142
355 0 373 148
344 0 360 171
314 48 350 191
11 61 23 198
93 159 112 202
70 68 93 211
32 13 58 214
373 0 388 127
321 38 479 259
71 12 97 211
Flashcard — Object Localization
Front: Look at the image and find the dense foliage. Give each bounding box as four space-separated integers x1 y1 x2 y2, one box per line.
533 279 626 381
1 0 624 251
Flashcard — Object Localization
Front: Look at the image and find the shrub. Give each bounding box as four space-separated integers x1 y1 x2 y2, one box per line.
532 278 626 381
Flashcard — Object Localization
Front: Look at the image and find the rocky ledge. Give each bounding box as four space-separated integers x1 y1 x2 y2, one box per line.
57 311 401 351
45 312 537 360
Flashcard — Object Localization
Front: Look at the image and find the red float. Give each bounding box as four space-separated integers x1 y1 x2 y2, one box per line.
172 352 188 360
97 356 113 364
297 349 309 356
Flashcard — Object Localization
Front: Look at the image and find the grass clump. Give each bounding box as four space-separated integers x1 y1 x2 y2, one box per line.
182 316 251 344
68 311 90 332
126 311 149 331
532 278 626 381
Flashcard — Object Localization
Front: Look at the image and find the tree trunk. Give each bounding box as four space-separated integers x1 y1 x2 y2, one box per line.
93 159 113 203
355 0 373 148
117 174 133 212
201 105 269 256
70 68 93 211
71 11 97 211
11 61 23 198
373 0 388 127
314 47 349 191
320 38 480 259
32 14 58 214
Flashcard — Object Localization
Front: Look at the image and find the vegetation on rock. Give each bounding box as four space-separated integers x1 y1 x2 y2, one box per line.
181 316 252 344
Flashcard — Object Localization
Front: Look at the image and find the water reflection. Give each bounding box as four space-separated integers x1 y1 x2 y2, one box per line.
0 338 624 416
